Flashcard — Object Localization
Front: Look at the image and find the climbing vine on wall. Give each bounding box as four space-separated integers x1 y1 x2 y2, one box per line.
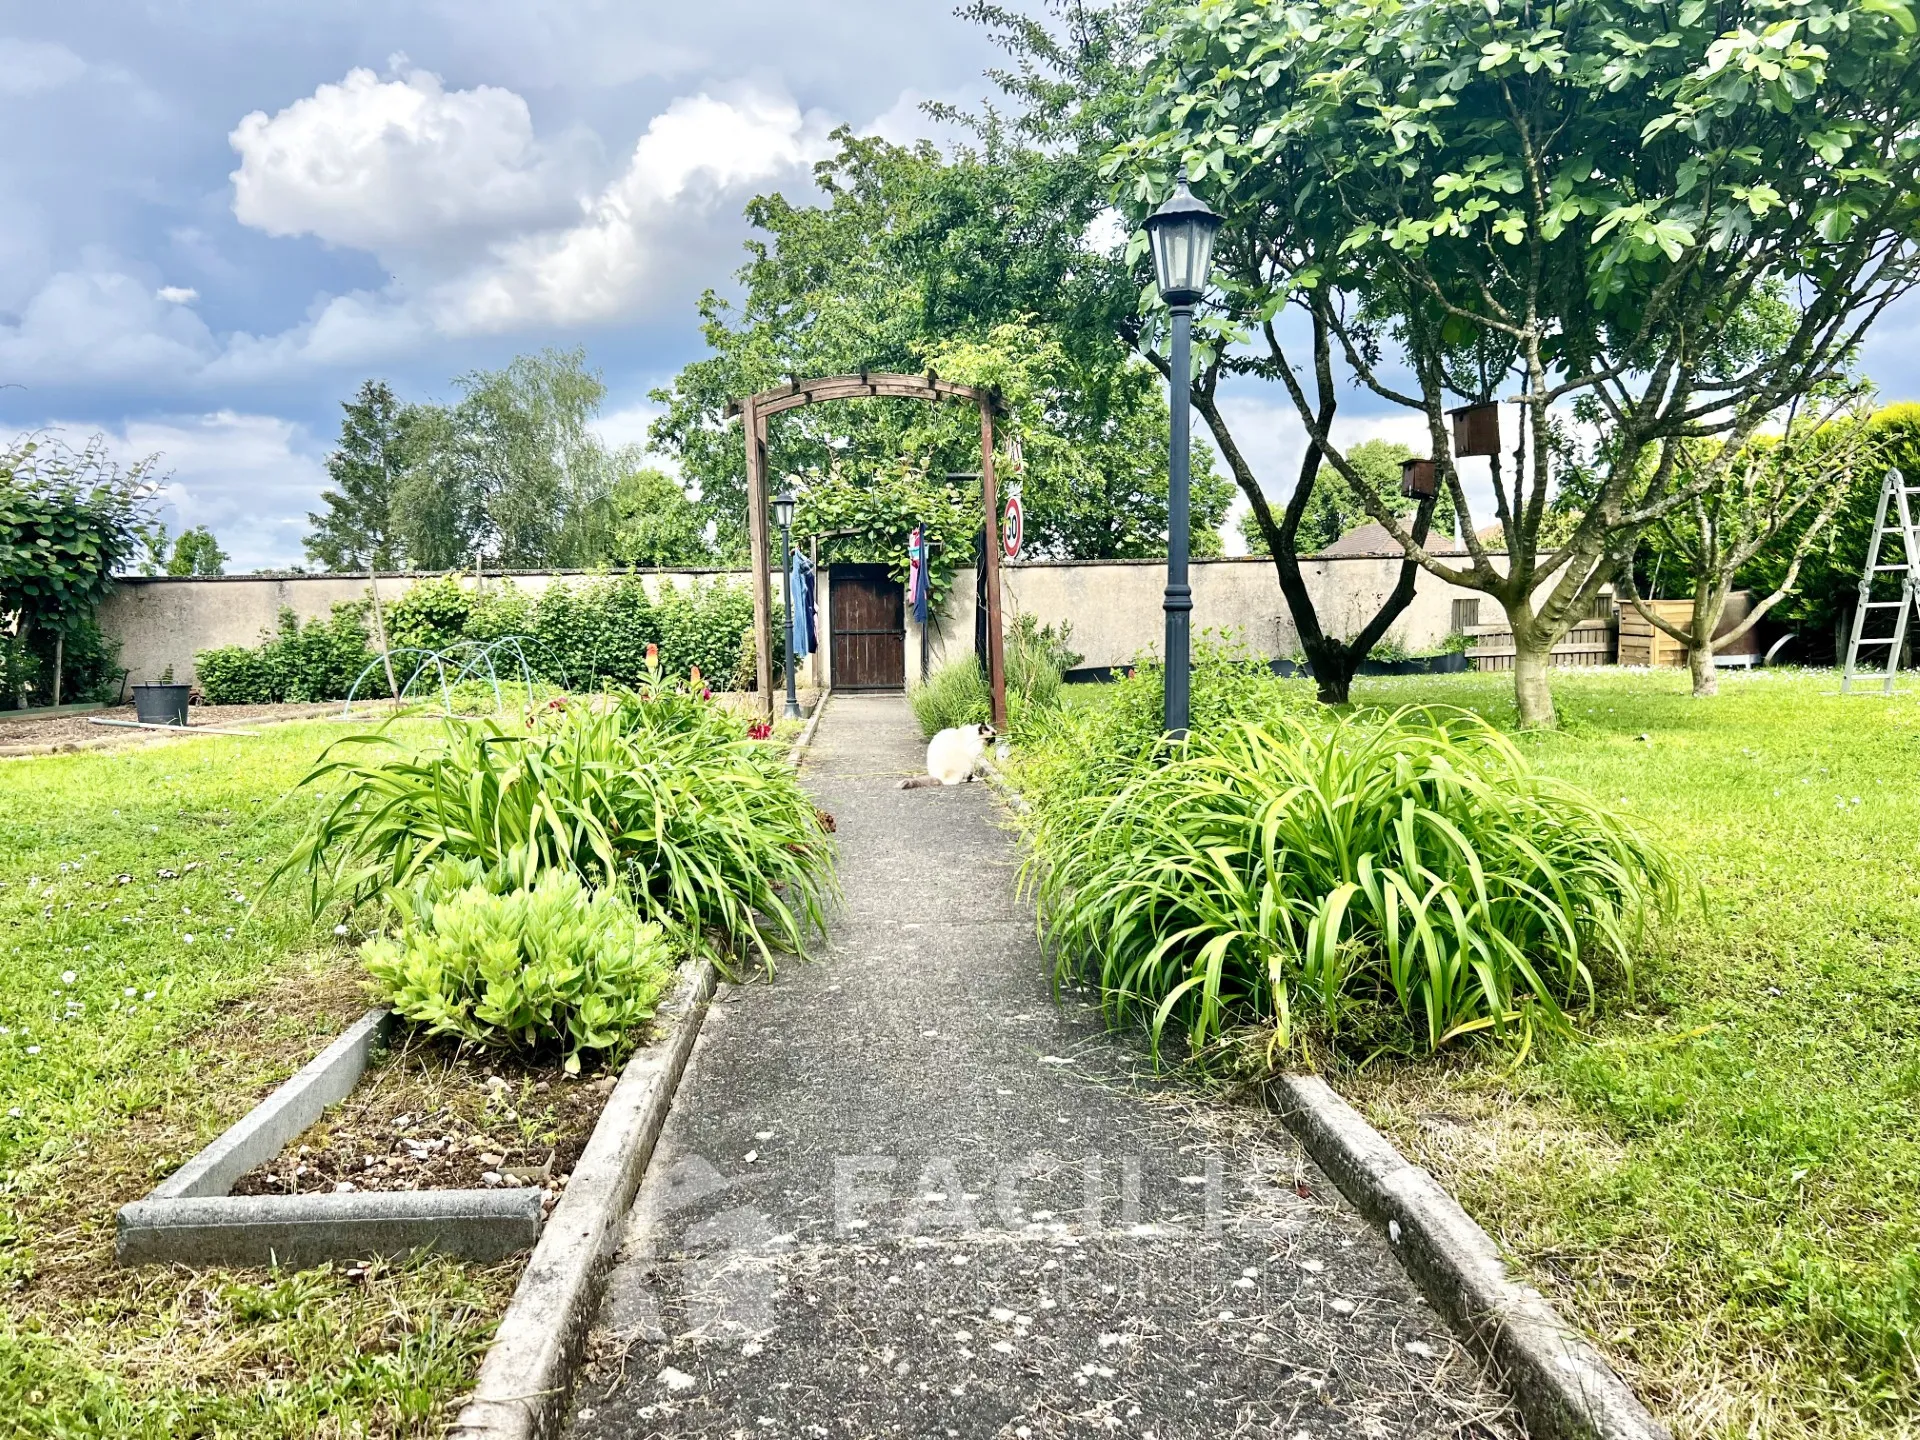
792 463 979 611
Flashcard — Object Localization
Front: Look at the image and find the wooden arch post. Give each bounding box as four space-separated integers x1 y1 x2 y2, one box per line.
728 372 1007 729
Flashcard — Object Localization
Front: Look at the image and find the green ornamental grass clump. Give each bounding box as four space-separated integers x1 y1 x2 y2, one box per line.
909 654 993 737
909 615 1082 739
276 681 834 970
362 863 673 1072
1025 706 1679 1061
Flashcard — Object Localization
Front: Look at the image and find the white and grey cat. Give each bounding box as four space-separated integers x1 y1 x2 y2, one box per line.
898 723 997 789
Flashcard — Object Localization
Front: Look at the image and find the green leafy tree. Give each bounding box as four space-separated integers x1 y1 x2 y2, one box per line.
919 323 1230 558
1239 440 1455 556
390 402 484 571
609 462 714 568
792 462 982 610
1115 0 1920 725
1742 402 1920 654
307 380 413 572
648 129 1219 563
1 434 158 705
1618 397 1881 695
948 1 1440 703
165 525 227 577
316 355 632 574
454 349 614 569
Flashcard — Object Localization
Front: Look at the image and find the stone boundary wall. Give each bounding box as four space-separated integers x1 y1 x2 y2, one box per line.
100 554 1486 689
96 569 760 689
890 553 1480 687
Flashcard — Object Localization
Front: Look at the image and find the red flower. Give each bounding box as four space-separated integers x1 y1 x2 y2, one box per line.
747 722 773 740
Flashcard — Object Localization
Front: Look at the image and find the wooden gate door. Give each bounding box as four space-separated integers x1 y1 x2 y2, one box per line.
829 565 906 690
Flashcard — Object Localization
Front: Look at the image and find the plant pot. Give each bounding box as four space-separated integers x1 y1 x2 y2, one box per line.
1358 652 1470 676
132 683 191 727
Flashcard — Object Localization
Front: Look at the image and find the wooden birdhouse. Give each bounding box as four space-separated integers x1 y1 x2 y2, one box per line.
1400 458 1437 500
1450 402 1501 458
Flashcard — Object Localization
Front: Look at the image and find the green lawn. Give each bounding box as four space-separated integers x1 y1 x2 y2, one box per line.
0 722 511 1438
1329 668 1920 1438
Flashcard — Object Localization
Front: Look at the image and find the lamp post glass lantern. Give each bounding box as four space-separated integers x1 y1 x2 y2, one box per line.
774 488 801 720
1144 172 1222 738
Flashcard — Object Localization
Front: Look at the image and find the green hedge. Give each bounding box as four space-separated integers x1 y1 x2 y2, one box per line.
196 573 776 705
195 604 378 704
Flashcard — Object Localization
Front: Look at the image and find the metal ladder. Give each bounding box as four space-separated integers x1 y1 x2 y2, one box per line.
1843 467 1919 694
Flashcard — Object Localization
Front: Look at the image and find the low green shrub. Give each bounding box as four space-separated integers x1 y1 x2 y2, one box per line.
383 572 770 691
3 613 123 707
194 604 378 703
193 644 273 705
362 862 673 1072
1005 614 1080 712
274 681 835 968
199 574 770 705
1023 706 1680 1061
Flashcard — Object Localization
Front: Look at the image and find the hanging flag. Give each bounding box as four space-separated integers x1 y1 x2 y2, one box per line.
908 525 930 624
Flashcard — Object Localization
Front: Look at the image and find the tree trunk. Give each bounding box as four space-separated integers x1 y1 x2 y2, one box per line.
1304 638 1358 705
1687 641 1718 697
1687 589 1727 698
1511 625 1557 728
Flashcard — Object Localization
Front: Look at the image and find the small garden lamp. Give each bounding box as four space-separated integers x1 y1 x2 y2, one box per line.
1144 170 1222 738
773 487 802 720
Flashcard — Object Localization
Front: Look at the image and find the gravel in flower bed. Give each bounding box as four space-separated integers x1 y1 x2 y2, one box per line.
229 1032 623 1209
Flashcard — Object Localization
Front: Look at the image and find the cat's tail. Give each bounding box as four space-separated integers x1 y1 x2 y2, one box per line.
896 775 944 789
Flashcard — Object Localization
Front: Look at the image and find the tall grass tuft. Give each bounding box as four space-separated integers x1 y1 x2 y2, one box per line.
909 616 1082 739
1023 707 1680 1061
273 689 835 970
909 655 992 738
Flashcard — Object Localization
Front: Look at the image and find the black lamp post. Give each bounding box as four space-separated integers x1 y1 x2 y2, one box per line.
773 488 802 720
1143 170 1222 738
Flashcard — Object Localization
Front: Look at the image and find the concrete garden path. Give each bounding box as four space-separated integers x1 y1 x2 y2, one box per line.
565 694 1517 1439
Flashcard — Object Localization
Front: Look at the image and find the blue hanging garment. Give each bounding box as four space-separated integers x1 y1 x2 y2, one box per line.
789 550 816 662
908 526 930 625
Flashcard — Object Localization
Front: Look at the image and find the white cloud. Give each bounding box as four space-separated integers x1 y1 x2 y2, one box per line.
229 67 579 252
591 399 666 454
428 85 834 333
0 37 87 97
863 86 976 148
8 71 844 389
1082 208 1130 260
68 411 329 570
0 264 217 384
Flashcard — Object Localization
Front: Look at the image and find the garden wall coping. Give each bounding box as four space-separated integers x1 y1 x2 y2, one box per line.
1269 1072 1671 1440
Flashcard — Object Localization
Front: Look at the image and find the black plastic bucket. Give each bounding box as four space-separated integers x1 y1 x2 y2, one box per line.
131 683 191 727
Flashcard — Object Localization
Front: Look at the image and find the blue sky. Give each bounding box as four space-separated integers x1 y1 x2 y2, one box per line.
4 3 1918 569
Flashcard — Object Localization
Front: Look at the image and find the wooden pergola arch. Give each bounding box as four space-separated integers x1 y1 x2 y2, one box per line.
726 371 1009 726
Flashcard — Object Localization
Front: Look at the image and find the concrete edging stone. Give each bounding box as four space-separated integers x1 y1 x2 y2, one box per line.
787 686 831 768
1269 1072 1671 1440
118 1189 542 1268
448 958 720 1440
